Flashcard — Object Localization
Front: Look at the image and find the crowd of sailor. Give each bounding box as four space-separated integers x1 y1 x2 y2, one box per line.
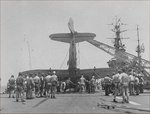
100 69 144 103
6 68 145 103
7 71 58 102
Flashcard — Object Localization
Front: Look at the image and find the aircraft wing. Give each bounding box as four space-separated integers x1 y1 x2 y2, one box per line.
21 68 114 80
50 33 72 43
50 33 96 43
74 33 96 43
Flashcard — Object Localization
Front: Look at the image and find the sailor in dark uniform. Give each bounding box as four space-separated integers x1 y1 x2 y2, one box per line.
8 75 15 98
16 73 25 102
104 74 112 96
40 73 45 97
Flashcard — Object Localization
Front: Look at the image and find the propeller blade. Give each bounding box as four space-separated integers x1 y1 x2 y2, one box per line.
68 17 75 34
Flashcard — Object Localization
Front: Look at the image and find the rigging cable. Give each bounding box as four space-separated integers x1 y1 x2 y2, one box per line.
59 50 69 69
77 43 80 68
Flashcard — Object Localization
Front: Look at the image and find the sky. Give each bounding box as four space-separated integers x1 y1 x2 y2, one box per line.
1 1 149 86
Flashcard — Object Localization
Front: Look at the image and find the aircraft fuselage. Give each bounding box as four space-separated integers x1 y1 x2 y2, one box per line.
49 18 96 77
68 35 77 70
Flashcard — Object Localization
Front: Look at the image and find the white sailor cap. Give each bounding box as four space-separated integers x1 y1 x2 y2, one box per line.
53 71 56 74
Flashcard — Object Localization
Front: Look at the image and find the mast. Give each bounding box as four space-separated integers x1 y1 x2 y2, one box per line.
110 17 127 52
106 17 128 69
24 36 32 70
136 25 142 70
26 40 32 70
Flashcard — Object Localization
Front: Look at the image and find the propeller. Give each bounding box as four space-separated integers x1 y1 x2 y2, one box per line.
68 17 75 34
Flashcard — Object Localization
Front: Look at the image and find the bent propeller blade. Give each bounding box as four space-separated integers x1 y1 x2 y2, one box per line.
68 17 75 34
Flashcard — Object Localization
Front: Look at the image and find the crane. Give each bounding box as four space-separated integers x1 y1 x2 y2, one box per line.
87 39 150 76
87 17 150 77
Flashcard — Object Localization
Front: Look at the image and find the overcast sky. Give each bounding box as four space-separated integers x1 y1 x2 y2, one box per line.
1 1 149 86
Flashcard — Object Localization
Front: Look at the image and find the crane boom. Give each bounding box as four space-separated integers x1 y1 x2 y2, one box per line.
87 39 115 56
87 39 150 69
